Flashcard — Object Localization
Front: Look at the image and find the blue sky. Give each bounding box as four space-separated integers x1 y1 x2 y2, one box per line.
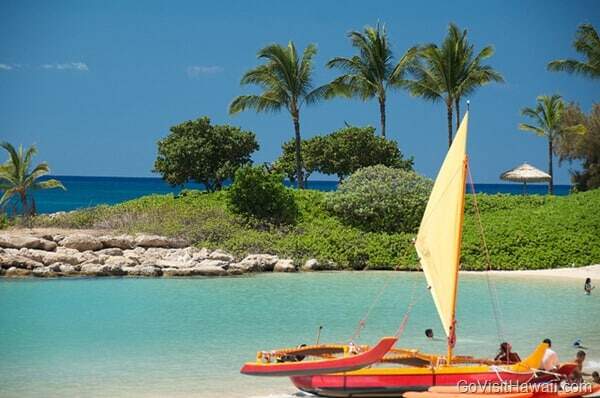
1 0 598 183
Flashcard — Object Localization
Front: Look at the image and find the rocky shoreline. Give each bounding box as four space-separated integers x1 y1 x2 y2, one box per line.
0 229 336 278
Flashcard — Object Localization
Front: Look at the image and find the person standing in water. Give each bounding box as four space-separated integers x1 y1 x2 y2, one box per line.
584 278 595 295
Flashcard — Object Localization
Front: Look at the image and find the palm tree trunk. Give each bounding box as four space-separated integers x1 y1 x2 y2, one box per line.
548 138 554 195
379 97 386 138
455 98 461 132
19 191 28 216
292 112 305 189
447 102 454 148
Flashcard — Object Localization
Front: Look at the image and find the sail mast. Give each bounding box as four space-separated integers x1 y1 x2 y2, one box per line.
447 155 467 364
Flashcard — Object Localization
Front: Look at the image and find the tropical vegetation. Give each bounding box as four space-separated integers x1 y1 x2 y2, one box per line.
325 24 417 137
273 125 413 184
325 165 432 233
408 23 503 146
518 95 586 194
0 142 65 216
153 117 258 192
229 42 329 189
548 23 600 79
555 103 600 191
28 186 600 270
227 165 298 225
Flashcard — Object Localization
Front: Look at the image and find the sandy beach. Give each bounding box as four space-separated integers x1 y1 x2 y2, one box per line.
463 264 600 280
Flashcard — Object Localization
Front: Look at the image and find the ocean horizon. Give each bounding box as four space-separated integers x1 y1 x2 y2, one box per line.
12 175 571 215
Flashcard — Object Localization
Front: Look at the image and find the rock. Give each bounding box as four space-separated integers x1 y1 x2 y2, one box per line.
99 235 136 250
4 267 32 277
0 253 44 270
32 266 58 277
208 249 235 262
193 247 210 260
60 234 103 252
193 264 228 276
0 234 57 251
301 258 337 271
58 264 79 274
107 265 126 276
274 259 296 272
135 234 187 249
198 259 230 269
162 267 195 277
97 248 124 256
21 248 84 266
80 263 111 276
231 254 279 272
104 256 138 268
127 265 162 277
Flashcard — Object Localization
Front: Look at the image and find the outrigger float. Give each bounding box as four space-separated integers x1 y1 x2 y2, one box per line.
240 112 600 398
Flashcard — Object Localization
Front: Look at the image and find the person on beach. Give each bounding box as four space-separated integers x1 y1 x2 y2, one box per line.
584 278 595 295
592 371 600 384
494 342 521 364
541 338 560 371
425 329 434 339
569 350 587 382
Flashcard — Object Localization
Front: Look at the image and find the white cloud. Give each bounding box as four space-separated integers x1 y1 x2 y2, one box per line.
42 62 89 71
0 63 14 70
187 65 223 78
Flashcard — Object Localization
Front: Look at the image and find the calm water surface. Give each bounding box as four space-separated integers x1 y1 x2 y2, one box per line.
0 272 598 398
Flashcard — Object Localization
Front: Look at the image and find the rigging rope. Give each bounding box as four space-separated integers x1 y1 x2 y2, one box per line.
466 163 506 343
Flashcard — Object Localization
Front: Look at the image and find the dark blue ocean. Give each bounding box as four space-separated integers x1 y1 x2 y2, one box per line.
19 176 570 214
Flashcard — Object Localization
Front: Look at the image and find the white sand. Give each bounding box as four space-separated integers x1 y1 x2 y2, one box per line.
462 264 600 280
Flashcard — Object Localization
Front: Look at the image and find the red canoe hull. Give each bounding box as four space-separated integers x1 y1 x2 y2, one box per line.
290 369 535 398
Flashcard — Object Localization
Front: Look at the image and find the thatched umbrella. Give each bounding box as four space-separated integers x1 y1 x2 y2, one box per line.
500 163 551 194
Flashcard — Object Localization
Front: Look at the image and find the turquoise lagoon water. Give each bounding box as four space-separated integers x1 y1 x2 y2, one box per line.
0 272 598 398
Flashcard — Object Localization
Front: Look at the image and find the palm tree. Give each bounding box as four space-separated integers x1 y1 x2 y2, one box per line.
0 142 65 216
408 23 503 147
452 32 503 130
229 41 329 189
518 95 586 194
326 24 418 138
548 24 600 79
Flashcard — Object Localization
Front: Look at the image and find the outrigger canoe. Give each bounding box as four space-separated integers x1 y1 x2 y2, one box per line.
241 336 397 376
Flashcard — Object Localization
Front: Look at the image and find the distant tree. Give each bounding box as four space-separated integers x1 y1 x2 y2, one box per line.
548 24 600 79
229 42 329 189
518 95 586 194
555 103 600 191
408 23 503 146
272 136 326 185
153 117 258 192
0 142 65 216
326 24 418 137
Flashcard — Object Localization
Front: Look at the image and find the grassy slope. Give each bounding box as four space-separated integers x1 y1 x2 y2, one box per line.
31 189 600 271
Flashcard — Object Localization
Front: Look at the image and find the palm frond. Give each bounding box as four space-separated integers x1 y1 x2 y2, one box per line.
229 94 284 114
518 123 546 136
32 179 66 191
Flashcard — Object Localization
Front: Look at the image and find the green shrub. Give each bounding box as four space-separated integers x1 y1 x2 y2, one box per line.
227 166 298 225
325 165 432 233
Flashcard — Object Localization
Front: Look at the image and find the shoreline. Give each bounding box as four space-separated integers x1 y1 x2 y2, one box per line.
1 228 598 281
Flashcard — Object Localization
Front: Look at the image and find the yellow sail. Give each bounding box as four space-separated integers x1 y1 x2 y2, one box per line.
415 112 469 338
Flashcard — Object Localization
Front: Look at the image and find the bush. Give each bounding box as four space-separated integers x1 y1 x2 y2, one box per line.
325 165 432 233
227 166 298 225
